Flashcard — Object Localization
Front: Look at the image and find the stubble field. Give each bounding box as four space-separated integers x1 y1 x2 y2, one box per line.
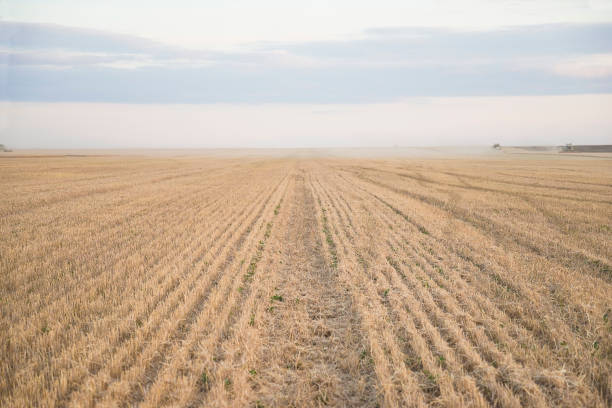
1 152 611 407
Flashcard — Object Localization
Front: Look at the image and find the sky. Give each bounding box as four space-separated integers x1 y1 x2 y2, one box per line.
1 1 612 148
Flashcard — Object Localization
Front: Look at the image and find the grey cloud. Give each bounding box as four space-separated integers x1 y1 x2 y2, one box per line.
280 24 612 61
1 22 612 103
0 21 182 55
0 51 140 66
5 21 612 69
3 64 611 104
0 21 268 65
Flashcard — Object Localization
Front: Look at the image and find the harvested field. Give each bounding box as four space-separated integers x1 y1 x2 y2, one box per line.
1 153 611 407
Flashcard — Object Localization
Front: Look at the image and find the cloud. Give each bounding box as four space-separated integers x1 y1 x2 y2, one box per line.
0 21 183 55
1 21 612 103
0 50 141 67
279 23 612 61
552 54 612 78
0 21 270 67
4 63 611 104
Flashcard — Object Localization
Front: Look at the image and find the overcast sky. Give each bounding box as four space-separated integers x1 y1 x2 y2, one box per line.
1 1 612 148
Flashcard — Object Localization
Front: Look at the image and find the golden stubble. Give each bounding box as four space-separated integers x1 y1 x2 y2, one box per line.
0 153 610 407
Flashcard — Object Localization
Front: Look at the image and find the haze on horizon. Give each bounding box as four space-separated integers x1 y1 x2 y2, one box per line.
1 1 612 149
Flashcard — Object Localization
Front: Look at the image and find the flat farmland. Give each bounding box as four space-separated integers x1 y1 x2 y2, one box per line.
1 153 611 407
